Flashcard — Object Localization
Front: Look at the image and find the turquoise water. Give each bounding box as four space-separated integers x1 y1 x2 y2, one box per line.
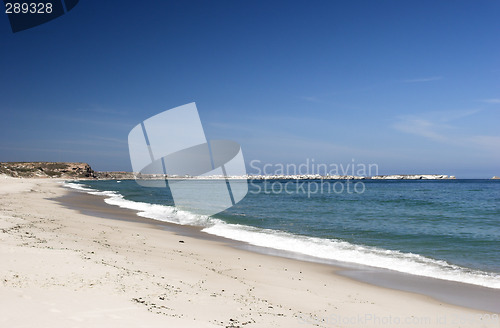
66 179 500 288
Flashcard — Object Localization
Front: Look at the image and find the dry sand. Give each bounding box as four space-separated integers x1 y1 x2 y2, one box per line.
0 176 498 327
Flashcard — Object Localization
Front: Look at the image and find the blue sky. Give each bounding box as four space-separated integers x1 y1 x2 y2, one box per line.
1 1 499 177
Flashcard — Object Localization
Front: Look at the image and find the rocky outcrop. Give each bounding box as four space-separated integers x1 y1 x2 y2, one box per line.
0 162 96 179
0 162 461 181
95 171 136 180
96 173 458 180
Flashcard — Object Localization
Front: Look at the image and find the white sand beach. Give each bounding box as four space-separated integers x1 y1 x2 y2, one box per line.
0 176 498 328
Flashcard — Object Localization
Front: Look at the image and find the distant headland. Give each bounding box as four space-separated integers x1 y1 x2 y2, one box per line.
2 162 490 180
0 162 96 179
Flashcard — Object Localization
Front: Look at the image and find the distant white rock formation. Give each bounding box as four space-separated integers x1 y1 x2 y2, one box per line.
147 174 455 180
370 174 454 180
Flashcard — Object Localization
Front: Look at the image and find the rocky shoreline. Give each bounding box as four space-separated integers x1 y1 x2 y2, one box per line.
91 172 458 180
0 162 466 180
0 162 96 179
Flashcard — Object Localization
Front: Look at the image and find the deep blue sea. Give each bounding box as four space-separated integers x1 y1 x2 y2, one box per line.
65 179 500 289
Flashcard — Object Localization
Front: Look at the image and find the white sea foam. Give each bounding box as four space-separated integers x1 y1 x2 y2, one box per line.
63 181 500 289
202 223 500 289
63 182 94 192
63 181 213 226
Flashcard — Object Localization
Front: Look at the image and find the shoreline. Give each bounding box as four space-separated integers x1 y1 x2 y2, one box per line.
1 177 498 327
58 184 500 313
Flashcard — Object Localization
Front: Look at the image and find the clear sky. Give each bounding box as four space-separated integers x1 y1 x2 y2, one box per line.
1 1 499 177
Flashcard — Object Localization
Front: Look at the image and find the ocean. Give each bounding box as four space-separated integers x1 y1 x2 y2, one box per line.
65 179 500 289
